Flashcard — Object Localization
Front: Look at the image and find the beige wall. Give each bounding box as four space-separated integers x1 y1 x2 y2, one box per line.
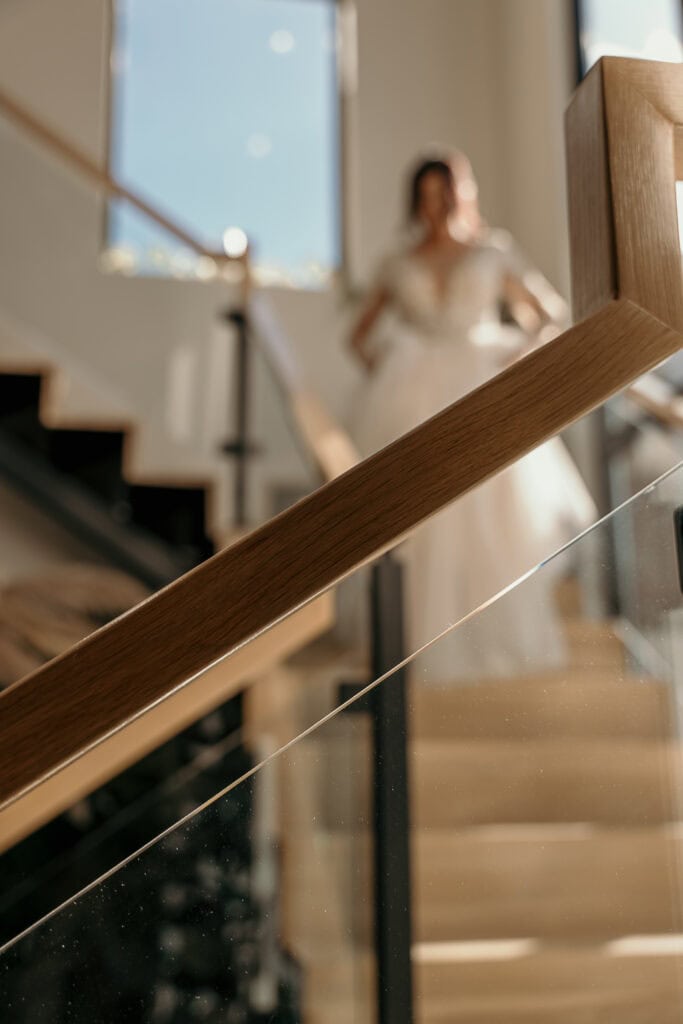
0 0 109 161
493 0 576 297
0 0 578 488
350 0 506 280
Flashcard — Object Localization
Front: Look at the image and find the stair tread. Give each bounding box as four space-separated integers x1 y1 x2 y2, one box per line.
0 311 132 428
414 826 683 942
411 737 682 826
410 673 671 740
0 311 227 537
40 371 132 431
305 944 683 1024
283 733 682 829
283 826 683 946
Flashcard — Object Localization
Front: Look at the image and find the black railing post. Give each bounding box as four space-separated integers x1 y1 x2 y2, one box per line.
370 554 414 1024
221 308 252 528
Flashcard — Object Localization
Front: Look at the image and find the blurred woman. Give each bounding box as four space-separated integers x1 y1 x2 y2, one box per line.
347 152 595 681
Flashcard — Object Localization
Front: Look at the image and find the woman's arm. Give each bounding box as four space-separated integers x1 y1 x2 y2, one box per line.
348 287 390 372
503 271 567 334
498 271 569 368
492 228 569 338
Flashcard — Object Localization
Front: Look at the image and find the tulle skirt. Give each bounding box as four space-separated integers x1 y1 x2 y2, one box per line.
341 326 597 683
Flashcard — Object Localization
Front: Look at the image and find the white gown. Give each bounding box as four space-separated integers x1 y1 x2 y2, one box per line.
348 242 597 682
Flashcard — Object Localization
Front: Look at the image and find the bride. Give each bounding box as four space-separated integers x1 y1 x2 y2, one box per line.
346 152 596 682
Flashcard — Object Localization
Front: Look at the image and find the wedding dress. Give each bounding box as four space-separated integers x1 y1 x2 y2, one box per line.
349 240 596 682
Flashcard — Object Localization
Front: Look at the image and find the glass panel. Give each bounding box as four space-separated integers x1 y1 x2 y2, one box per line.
4 461 683 1021
110 0 340 286
0 691 373 1023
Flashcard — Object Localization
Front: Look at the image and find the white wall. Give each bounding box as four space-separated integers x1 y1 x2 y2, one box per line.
0 0 579 506
0 0 109 161
492 0 577 297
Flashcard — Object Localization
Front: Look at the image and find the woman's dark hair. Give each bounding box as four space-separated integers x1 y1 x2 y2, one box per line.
408 157 455 220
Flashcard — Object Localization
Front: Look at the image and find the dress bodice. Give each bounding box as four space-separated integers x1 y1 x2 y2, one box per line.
381 242 509 339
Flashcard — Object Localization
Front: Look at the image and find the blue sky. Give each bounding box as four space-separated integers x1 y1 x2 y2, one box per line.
579 0 683 69
110 0 339 280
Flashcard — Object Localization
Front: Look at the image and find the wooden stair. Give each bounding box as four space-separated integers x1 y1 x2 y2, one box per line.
414 826 683 941
409 671 670 741
0 315 230 585
306 946 683 1024
271 601 683 1022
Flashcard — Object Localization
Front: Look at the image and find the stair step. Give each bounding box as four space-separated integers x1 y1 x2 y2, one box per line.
410 674 672 740
0 311 131 429
0 318 224 545
417 944 683 1022
38 370 132 432
412 738 682 827
418 985 683 1023
565 618 625 668
283 734 681 831
283 826 683 949
414 826 683 942
415 941 683 1001
305 946 683 1024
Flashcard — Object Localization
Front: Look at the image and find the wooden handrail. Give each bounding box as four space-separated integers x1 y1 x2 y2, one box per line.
0 86 231 263
626 378 683 431
567 59 683 331
0 300 679 809
248 293 361 481
1 57 682 810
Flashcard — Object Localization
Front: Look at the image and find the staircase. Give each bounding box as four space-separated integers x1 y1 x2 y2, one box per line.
275 585 683 1022
0 563 148 688
0 314 226 588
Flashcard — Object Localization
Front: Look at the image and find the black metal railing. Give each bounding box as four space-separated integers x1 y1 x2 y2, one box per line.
221 307 257 528
221 304 415 1022
370 555 414 1024
342 554 414 1024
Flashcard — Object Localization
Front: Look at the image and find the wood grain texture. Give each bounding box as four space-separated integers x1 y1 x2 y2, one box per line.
674 125 683 180
565 62 617 321
602 59 683 332
0 298 680 810
601 56 683 126
0 593 332 852
567 58 683 331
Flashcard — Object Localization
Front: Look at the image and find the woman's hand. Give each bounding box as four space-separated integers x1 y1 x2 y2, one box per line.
348 287 389 372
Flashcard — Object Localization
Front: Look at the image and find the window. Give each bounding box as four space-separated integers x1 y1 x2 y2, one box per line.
106 0 341 287
576 0 683 76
